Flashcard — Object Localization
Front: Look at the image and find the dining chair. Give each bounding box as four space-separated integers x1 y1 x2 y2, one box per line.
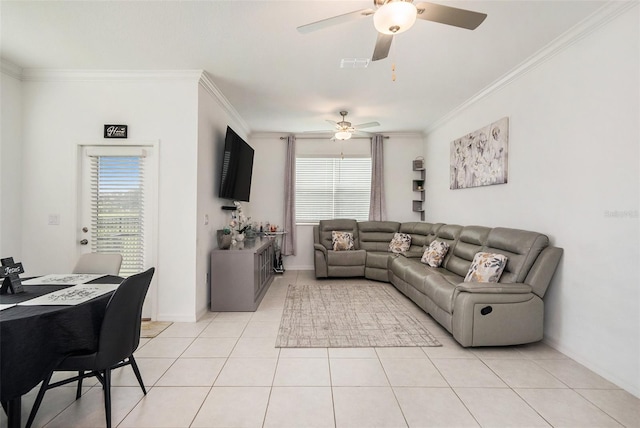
25 267 155 428
73 253 123 275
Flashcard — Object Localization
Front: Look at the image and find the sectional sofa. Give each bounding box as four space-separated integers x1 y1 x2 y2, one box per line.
313 219 563 347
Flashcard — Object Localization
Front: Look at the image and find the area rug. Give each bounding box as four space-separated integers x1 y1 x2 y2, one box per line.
140 321 172 338
276 283 441 348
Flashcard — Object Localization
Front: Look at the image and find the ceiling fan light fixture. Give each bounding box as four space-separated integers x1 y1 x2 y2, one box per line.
373 1 417 35
335 130 352 140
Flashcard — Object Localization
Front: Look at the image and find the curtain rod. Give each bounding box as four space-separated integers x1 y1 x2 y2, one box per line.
279 136 389 140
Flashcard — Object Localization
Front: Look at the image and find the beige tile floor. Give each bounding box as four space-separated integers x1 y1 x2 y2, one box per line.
5 270 640 428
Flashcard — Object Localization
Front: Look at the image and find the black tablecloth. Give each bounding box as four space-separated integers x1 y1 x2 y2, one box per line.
0 276 121 401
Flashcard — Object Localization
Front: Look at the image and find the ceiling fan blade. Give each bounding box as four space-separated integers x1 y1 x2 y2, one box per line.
325 119 340 129
372 33 393 61
415 2 487 30
354 121 380 129
297 8 375 34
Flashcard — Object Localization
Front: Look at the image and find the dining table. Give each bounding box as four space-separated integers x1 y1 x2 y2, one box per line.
0 275 121 428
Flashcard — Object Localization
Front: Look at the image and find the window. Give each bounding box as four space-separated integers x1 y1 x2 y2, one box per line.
90 155 145 277
296 157 371 223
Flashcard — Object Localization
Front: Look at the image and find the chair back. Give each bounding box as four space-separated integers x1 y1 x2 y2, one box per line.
73 253 123 276
95 268 154 368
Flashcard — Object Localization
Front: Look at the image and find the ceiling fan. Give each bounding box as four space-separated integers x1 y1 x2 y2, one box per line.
297 0 487 61
308 111 380 140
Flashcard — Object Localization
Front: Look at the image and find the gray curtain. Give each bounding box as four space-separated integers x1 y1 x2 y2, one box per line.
369 134 386 221
282 135 296 255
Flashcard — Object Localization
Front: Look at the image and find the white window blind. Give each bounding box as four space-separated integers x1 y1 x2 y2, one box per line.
90 155 145 277
296 157 371 223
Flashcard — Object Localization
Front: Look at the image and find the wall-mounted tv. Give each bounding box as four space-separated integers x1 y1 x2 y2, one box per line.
219 126 254 202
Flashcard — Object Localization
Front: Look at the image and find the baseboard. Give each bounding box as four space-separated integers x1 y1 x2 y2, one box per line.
543 336 640 398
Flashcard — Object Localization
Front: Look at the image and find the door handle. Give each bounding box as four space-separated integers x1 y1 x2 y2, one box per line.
80 239 88 245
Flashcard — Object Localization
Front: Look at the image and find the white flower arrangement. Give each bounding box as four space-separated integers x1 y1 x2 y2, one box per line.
230 201 251 235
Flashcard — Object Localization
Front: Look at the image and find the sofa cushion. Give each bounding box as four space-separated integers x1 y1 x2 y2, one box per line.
389 233 411 253
464 252 508 283
318 219 359 250
358 221 400 251
366 251 393 269
327 249 366 266
400 222 444 252
332 231 354 251
483 228 549 283
421 240 450 267
423 272 461 313
443 225 490 277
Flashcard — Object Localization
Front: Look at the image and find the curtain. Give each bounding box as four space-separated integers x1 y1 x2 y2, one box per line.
369 134 386 221
282 135 296 255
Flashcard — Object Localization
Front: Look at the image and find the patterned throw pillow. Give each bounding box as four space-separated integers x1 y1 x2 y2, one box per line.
332 231 354 251
389 233 412 253
421 240 450 267
464 252 508 283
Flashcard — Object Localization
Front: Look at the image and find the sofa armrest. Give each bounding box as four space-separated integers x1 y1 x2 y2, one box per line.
400 251 424 259
455 282 532 294
314 243 328 255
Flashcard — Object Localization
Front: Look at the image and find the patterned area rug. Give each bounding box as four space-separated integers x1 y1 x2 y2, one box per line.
276 283 441 348
140 321 172 338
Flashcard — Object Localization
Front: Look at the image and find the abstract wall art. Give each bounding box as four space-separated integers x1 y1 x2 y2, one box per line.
450 117 509 190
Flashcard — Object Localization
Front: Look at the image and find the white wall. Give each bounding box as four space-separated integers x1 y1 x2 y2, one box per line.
424 6 639 396
18 71 201 322
0 63 23 259
249 133 425 270
195 78 250 318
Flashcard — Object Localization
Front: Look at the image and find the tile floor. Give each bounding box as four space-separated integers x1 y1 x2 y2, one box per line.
5 270 640 428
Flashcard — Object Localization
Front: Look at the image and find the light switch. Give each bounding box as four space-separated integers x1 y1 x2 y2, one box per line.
48 214 60 225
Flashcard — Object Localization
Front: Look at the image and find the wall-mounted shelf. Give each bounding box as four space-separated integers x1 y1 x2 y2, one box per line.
412 159 425 221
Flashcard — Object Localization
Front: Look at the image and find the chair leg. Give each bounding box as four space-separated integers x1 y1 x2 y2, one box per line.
103 369 112 428
76 370 84 399
25 371 53 428
129 355 147 395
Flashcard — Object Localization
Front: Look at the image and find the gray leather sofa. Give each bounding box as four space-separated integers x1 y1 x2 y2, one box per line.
313 219 563 347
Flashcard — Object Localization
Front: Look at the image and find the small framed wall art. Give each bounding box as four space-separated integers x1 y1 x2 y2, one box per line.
104 124 128 139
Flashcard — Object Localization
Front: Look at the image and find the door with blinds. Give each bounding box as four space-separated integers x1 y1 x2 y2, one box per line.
79 145 157 318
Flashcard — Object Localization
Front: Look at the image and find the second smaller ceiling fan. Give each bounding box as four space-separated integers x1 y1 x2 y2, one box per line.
308 111 381 140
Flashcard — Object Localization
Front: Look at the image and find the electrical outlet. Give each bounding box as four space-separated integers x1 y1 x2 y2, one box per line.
48 214 60 225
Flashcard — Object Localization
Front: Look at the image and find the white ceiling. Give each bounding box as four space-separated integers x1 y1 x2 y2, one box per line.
1 0 607 135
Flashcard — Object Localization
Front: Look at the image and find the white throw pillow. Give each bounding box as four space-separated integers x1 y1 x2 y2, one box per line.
464 252 508 283
421 240 450 267
332 231 354 251
389 233 412 253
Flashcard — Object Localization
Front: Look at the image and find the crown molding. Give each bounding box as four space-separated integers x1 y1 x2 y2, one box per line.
0 59 23 80
20 69 204 82
426 0 637 134
198 71 250 136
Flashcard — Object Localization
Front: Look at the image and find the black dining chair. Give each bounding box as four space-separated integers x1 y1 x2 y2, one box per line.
25 267 155 428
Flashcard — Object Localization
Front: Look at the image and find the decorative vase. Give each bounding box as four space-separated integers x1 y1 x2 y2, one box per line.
235 232 245 243
216 230 232 249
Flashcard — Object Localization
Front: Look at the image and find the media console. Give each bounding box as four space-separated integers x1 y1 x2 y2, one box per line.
210 237 275 311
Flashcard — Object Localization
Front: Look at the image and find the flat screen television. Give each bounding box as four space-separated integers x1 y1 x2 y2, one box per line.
219 126 254 202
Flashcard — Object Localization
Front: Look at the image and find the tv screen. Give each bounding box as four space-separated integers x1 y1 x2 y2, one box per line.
219 126 254 202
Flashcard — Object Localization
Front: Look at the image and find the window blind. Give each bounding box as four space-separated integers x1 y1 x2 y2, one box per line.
90 155 145 277
296 157 371 223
